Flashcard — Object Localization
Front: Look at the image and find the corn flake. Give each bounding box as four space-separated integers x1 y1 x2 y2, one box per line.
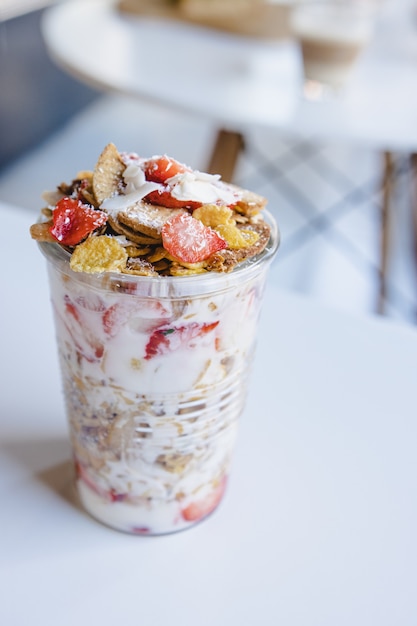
70 236 128 273
215 224 259 249
193 204 235 228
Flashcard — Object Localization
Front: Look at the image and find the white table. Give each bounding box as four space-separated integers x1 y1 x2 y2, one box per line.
41 0 417 150
41 0 417 311
1 202 417 625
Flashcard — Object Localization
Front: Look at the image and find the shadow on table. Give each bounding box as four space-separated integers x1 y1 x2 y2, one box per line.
1 436 81 513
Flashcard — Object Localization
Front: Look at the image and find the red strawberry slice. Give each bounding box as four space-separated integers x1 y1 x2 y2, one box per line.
75 459 126 502
181 477 227 522
144 321 219 360
75 293 106 312
60 295 104 362
102 301 136 337
49 196 107 246
144 187 202 210
144 155 190 184
161 212 227 263
103 300 176 338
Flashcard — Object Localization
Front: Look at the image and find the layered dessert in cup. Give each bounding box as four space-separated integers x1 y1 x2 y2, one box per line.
30 144 279 534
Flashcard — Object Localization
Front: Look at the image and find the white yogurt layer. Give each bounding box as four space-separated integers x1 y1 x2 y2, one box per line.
49 263 266 534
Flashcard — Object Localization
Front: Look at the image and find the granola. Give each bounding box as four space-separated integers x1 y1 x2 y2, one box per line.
31 143 271 276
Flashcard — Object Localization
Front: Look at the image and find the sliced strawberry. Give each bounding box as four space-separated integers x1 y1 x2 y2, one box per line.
181 477 227 522
103 300 176 338
144 187 202 210
144 155 190 183
49 196 107 246
60 295 104 362
144 321 219 360
75 459 126 502
161 212 227 263
75 293 106 312
102 301 134 337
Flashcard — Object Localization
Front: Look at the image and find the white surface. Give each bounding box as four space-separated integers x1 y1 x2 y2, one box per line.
1 202 417 625
42 0 417 150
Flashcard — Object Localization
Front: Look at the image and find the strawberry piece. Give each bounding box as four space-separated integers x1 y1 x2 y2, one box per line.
59 295 104 362
181 477 227 522
161 212 227 263
49 197 107 246
144 155 190 183
144 188 202 210
102 301 134 337
144 321 219 360
75 294 106 312
132 526 151 534
75 459 126 502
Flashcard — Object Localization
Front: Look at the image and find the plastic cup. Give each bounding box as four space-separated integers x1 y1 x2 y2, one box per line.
38 212 278 534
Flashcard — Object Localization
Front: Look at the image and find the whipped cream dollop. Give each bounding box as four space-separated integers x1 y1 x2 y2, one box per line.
167 171 239 205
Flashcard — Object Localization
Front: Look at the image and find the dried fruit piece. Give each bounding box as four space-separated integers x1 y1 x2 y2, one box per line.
49 197 108 246
161 212 227 264
70 235 128 273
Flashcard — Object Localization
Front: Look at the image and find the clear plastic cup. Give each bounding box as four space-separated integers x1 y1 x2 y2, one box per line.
38 211 279 534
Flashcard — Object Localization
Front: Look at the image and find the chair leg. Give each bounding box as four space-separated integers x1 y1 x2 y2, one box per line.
411 153 417 262
378 151 394 314
206 129 245 183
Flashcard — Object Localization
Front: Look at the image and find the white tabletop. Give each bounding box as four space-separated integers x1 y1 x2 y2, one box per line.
42 0 417 150
1 202 417 625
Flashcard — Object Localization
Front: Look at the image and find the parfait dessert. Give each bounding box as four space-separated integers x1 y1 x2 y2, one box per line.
31 144 278 534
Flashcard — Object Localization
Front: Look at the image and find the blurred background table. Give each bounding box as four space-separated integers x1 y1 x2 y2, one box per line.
42 0 417 151
41 0 417 312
